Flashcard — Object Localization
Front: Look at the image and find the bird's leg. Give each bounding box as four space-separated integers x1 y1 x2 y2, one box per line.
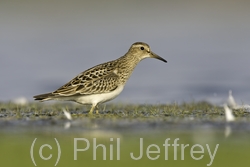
89 104 96 114
95 105 99 114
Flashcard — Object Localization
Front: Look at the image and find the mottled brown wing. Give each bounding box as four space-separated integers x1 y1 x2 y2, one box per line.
52 62 119 96
77 72 119 95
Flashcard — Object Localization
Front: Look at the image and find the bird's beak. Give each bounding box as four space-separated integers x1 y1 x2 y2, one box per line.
150 51 167 63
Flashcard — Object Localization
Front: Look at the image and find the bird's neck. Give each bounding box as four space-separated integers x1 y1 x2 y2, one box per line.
119 52 141 69
117 53 141 83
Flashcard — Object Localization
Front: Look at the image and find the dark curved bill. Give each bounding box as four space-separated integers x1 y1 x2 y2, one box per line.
150 51 167 63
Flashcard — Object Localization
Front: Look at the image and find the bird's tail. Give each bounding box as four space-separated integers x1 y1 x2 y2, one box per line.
33 93 55 101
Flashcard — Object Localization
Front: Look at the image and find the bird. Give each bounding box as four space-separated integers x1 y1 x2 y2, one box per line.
34 42 167 114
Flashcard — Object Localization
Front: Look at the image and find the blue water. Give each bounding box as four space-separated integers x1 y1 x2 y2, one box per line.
1 1 250 104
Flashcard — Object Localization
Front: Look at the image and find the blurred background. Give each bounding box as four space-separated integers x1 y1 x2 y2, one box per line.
1 0 250 104
1 1 250 167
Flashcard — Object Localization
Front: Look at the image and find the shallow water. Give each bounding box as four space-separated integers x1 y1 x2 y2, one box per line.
1 118 250 167
0 102 250 166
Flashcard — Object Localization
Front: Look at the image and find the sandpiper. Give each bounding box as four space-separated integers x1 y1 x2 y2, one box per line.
34 42 167 114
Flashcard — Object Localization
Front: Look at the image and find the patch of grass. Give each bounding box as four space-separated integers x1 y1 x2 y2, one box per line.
0 101 249 121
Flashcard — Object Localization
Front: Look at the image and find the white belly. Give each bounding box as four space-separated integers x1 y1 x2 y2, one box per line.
75 85 124 105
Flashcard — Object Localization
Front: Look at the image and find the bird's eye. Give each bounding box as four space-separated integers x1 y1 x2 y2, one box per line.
140 47 144 50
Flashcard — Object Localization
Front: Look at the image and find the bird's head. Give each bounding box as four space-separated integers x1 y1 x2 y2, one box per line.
128 42 167 63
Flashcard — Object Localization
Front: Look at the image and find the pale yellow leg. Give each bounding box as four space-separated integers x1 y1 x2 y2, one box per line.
89 104 96 114
95 105 99 114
